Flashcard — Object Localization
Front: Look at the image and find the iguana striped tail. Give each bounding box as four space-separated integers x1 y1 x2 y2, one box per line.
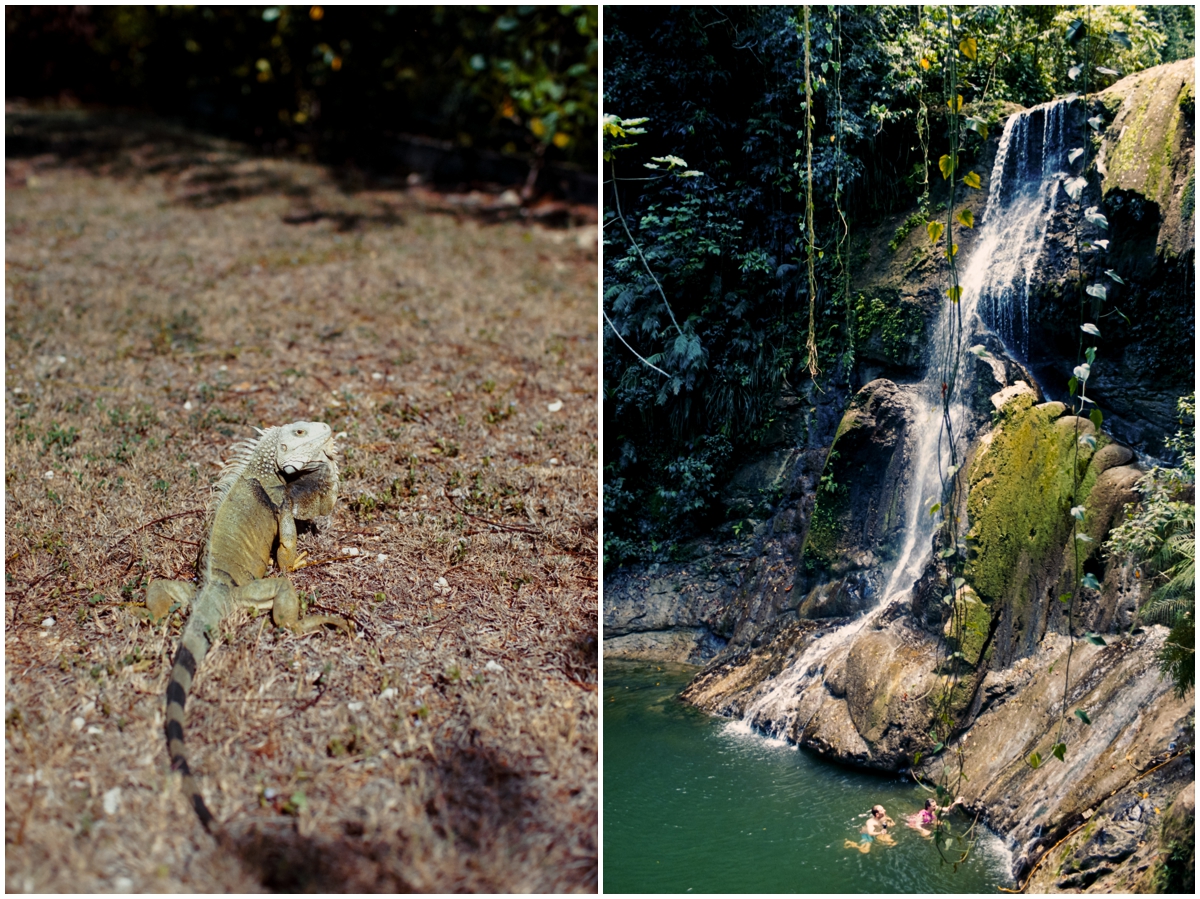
164 588 226 831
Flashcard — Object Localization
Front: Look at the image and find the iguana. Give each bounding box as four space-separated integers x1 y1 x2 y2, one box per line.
146 421 352 830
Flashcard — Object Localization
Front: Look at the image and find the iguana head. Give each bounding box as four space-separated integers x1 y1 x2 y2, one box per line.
274 421 336 475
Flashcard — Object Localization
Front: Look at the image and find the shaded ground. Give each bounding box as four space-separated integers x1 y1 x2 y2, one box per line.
4 110 597 892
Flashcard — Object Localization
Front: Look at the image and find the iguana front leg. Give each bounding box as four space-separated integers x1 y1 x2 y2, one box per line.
232 577 352 635
146 580 197 623
275 503 307 572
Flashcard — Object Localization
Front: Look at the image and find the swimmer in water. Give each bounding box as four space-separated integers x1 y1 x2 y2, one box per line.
844 805 896 853
905 796 965 837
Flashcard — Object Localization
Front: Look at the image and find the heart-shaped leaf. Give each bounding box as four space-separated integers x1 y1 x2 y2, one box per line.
959 37 977 61
927 220 945 243
929 502 942 516
1070 505 1086 521
1086 284 1107 301
1085 207 1109 228
1093 239 1109 250
1090 408 1103 430
1109 31 1131 49
1081 572 1101 590
939 153 956 180
1104 269 1125 284
1096 66 1119 76
963 171 982 189
948 285 963 304
966 118 989 140
956 207 975 229
1064 176 1088 202
1081 322 1101 336
1088 115 1104 132
1052 742 1067 762
1074 708 1093 725
1084 632 1107 646
1028 751 1042 770
1068 147 1084 164
1068 64 1083 81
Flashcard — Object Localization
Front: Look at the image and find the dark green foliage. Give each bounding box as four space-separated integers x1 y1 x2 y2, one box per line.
4 6 596 172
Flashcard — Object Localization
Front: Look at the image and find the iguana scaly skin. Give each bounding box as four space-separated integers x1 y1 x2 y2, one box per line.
146 421 352 830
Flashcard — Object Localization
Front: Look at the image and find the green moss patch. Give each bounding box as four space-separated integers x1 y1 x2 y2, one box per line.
964 398 1106 616
853 291 926 366
944 586 992 668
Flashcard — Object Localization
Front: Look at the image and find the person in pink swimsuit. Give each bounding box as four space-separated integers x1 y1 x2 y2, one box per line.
906 796 964 837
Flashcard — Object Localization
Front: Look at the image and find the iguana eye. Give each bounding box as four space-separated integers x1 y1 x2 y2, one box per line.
296 429 306 436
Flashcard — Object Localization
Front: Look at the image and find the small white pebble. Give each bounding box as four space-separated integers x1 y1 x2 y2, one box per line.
380 687 397 700
102 787 121 816
547 400 563 412
347 702 364 712
114 878 133 892
218 365 227 372
71 717 85 732
376 554 388 563
41 617 55 628
43 471 54 480
485 660 505 673
371 372 383 380
549 457 560 465
264 787 278 800
341 547 360 556
436 576 448 588
336 431 348 439
183 400 193 411
329 399 341 407
87 725 102 735
56 355 67 364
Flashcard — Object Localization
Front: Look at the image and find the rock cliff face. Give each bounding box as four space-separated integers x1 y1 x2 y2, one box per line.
604 60 1196 893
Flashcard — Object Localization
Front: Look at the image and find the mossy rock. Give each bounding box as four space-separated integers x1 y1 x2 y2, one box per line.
963 394 1109 663
943 585 993 669
1098 58 1195 258
803 379 912 575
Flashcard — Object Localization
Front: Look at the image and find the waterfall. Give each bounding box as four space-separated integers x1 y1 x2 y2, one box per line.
731 97 1076 741
975 98 1074 360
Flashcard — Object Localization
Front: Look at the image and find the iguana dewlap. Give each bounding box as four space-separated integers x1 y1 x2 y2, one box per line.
146 421 352 830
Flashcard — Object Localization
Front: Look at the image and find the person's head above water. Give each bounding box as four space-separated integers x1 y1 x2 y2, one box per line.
924 798 936 811
872 805 886 817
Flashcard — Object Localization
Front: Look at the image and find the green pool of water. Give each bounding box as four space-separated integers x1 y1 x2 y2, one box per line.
604 661 1013 894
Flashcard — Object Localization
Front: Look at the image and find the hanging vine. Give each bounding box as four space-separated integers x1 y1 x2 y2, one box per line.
832 6 852 370
802 5 820 381
913 4 987 868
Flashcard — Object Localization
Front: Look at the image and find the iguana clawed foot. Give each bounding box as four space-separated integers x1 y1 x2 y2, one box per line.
234 577 353 636
146 579 196 624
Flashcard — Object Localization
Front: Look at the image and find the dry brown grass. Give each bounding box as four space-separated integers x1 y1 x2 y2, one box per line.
4 114 597 892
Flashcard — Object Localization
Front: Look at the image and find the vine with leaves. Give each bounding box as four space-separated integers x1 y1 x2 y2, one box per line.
910 5 990 868
802 6 820 381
